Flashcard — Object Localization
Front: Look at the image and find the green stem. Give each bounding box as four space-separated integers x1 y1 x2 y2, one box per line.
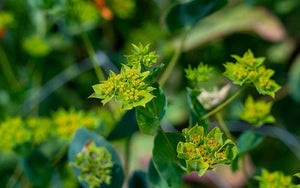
52 141 69 165
6 163 22 188
158 126 186 171
82 33 106 81
200 86 245 120
124 137 131 180
158 31 188 87
215 112 235 142
0 44 21 90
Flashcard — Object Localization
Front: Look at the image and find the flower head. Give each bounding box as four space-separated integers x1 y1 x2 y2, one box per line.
125 43 158 67
223 50 280 98
255 169 296 188
22 35 50 57
240 96 275 127
177 125 237 176
0 117 31 152
27 117 52 144
185 63 213 83
74 141 114 188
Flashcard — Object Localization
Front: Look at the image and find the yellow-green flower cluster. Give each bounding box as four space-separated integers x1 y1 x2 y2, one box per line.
240 96 275 127
90 63 155 110
53 109 100 139
177 125 237 176
22 35 50 57
108 0 135 19
255 169 297 188
0 11 13 30
74 141 113 188
125 43 159 67
185 63 213 83
223 50 281 98
27 117 53 144
0 117 31 152
71 0 100 23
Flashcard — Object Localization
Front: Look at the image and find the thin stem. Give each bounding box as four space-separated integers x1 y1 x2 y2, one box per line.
158 126 186 171
216 112 235 142
82 33 106 81
52 141 69 165
6 163 22 188
158 31 188 87
124 137 131 180
0 44 21 90
200 86 245 120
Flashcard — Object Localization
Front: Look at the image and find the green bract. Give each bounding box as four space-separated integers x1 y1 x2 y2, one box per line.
22 35 50 57
177 125 237 176
223 50 281 98
185 63 212 83
240 96 275 127
255 169 298 188
125 43 159 67
0 11 13 30
73 141 114 188
90 64 155 110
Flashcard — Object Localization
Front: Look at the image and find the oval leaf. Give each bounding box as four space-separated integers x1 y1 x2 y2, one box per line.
152 131 185 187
237 130 264 155
136 83 167 135
165 0 228 32
186 88 210 133
68 128 124 188
147 159 168 188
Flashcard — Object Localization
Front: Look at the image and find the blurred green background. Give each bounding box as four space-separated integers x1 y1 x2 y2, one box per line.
0 0 300 187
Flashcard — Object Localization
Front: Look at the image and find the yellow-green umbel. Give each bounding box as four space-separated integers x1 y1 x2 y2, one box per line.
255 169 297 188
223 49 280 98
177 125 237 176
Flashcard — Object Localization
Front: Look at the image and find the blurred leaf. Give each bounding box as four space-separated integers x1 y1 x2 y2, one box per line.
237 131 264 155
173 5 285 51
144 64 165 83
128 171 149 188
152 131 185 187
289 55 300 103
22 150 53 187
136 83 166 135
68 128 124 188
186 88 209 133
147 159 168 188
294 172 300 178
165 0 228 32
107 110 138 140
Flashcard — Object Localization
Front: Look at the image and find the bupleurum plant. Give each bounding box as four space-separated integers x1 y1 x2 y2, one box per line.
185 63 213 83
53 109 100 139
0 117 31 152
240 96 275 127
27 117 53 144
255 169 298 188
90 43 159 110
177 125 237 176
223 49 281 97
73 141 114 188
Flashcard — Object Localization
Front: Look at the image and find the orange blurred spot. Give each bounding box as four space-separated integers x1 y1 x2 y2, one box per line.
0 28 6 40
94 0 114 20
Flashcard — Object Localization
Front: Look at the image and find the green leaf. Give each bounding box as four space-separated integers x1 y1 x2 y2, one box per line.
152 131 185 187
68 128 124 188
128 171 149 188
22 150 53 187
289 55 300 103
147 159 168 188
136 83 166 135
186 88 210 133
293 172 300 178
144 64 165 83
237 131 264 155
107 110 139 140
165 0 228 32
